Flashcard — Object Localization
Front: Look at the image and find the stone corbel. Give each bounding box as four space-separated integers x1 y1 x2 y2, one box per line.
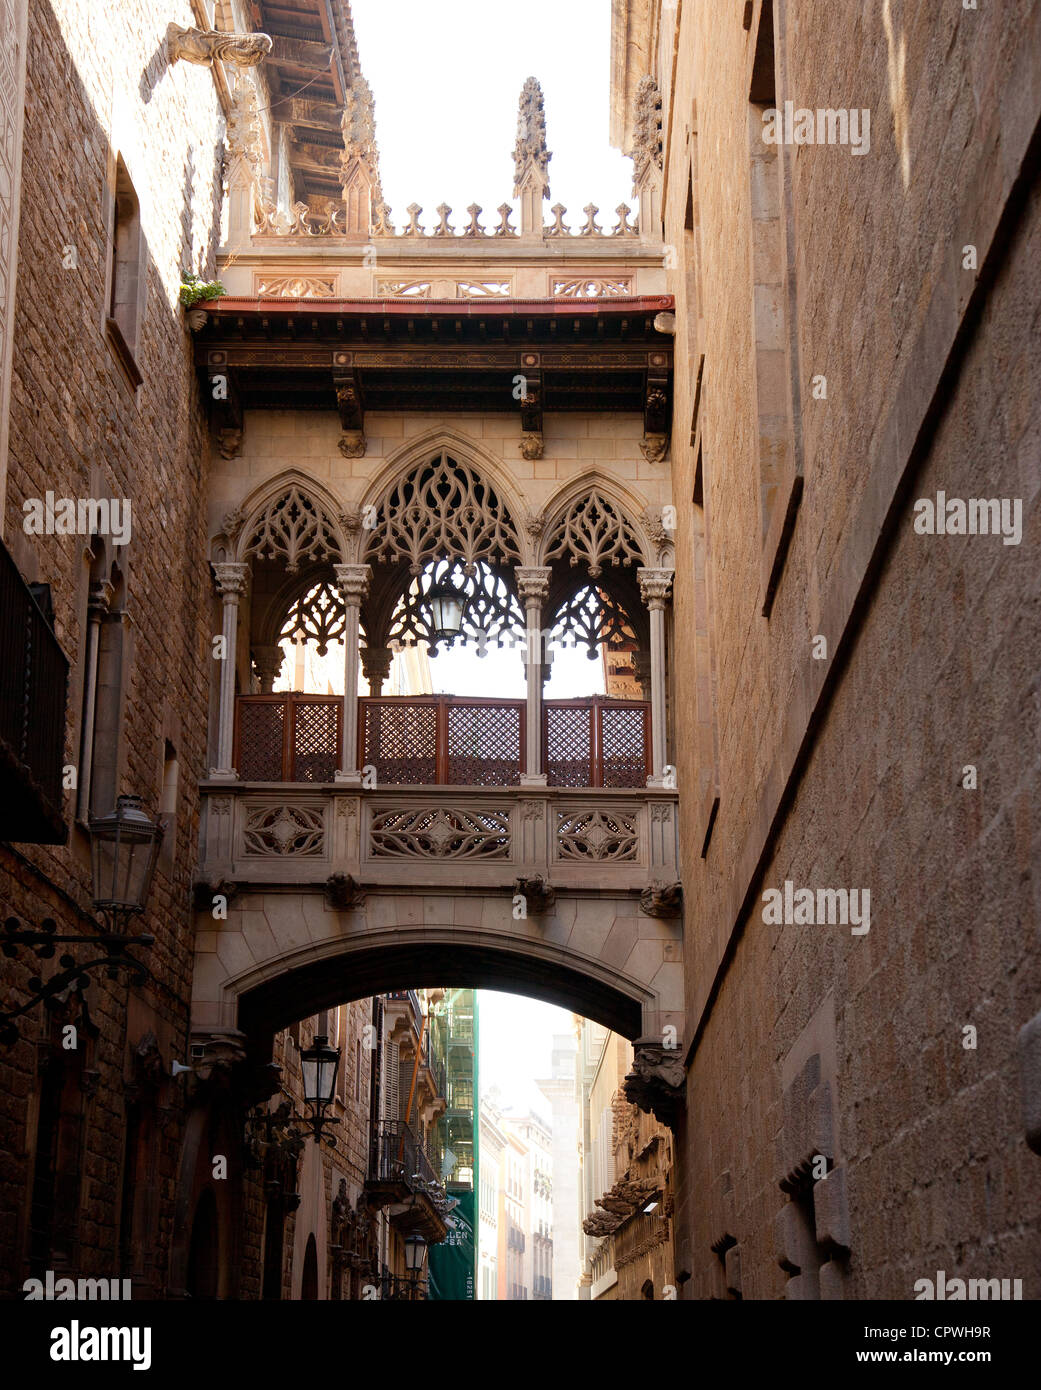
640 881 683 918
192 878 240 914
325 873 366 911
334 359 366 457
206 351 244 458
642 353 671 462
623 1040 685 1130
513 876 556 915
166 24 273 68
518 352 543 458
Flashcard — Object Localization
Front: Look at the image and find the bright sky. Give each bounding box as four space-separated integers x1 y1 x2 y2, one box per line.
478 990 574 1122
351 0 635 226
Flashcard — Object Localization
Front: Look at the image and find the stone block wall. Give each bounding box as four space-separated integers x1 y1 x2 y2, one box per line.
647 0 1041 1296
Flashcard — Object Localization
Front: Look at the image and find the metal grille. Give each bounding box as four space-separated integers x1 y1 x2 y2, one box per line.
447 702 522 785
600 705 649 788
544 706 593 787
361 701 438 785
237 701 285 781
293 701 340 782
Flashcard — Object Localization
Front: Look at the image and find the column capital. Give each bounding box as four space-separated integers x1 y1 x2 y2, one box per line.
213 562 250 599
637 567 674 609
515 566 553 605
334 563 371 605
361 644 394 685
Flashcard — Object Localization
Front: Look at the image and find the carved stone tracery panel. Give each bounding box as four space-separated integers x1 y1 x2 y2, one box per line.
243 486 344 573
243 805 326 856
556 809 640 862
368 806 511 860
365 452 522 574
543 492 646 577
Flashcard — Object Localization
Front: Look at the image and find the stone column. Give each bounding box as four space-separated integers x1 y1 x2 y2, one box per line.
360 645 394 697
638 568 674 788
334 564 371 783
210 562 250 782
516 567 553 785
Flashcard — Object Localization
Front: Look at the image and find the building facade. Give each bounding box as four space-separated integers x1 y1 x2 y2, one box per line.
611 0 1041 1297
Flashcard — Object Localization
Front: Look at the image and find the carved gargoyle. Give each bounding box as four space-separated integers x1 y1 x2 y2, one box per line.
513 875 556 915
624 1041 686 1130
166 24 272 68
192 878 239 914
639 881 683 918
326 873 366 910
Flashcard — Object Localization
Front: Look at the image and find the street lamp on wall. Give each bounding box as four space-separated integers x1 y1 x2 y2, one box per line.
0 793 163 1046
403 1233 428 1299
300 1033 341 1144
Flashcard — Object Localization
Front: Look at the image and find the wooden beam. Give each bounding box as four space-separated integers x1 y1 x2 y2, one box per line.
269 35 334 70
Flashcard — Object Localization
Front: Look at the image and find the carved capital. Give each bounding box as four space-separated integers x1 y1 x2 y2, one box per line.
333 562 371 606
637 567 674 610
213 561 250 599
515 566 552 606
166 24 272 68
623 1040 685 1130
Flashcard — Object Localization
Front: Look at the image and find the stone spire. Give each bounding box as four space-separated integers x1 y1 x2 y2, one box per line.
630 75 663 237
225 77 264 249
340 75 384 237
513 77 551 236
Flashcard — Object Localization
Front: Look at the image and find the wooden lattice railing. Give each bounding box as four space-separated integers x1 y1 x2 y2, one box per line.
234 693 650 788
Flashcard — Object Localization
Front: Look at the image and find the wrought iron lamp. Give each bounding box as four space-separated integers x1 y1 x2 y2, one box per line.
403 1233 429 1299
424 570 470 646
300 1033 341 1143
0 794 163 1046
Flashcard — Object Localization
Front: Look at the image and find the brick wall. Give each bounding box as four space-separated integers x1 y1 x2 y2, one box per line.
0 0 223 1294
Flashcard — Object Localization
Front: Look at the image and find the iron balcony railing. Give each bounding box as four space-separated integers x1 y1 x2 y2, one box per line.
369 1120 439 1192
0 540 68 843
234 693 651 789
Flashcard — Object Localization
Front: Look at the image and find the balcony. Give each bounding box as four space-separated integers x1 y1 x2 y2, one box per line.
0 542 68 843
366 1120 448 1243
236 693 652 789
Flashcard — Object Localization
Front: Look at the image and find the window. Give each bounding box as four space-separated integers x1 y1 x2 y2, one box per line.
106 158 144 388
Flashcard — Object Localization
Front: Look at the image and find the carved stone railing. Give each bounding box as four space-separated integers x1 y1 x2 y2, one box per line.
198 784 679 894
251 199 640 242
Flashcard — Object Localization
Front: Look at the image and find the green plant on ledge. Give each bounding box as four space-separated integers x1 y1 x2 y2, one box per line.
179 272 225 308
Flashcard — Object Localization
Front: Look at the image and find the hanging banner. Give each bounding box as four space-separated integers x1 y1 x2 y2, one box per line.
428 1189 475 1301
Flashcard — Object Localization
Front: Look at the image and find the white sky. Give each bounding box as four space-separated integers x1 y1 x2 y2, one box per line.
351 0 635 226
478 990 575 1122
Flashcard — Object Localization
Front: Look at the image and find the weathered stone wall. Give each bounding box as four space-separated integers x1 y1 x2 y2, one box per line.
647 0 1041 1296
0 0 223 1294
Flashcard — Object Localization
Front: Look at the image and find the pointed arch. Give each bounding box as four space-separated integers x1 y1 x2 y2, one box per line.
219 470 349 569
537 473 654 571
356 427 534 567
